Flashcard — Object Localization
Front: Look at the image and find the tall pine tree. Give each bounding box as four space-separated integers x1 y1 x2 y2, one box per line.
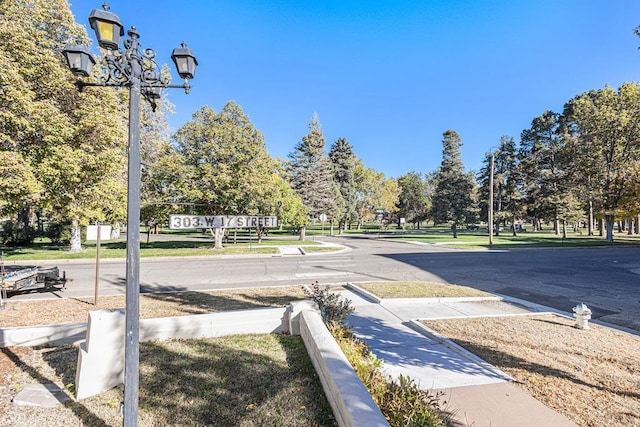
329 137 357 233
286 114 334 227
430 130 474 238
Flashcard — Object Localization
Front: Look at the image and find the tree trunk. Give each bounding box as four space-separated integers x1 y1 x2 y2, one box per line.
19 207 31 231
69 219 83 253
209 228 224 249
256 227 263 244
605 215 615 242
598 218 604 237
588 200 594 236
36 209 44 235
299 225 306 241
628 217 635 235
562 220 567 239
111 221 121 239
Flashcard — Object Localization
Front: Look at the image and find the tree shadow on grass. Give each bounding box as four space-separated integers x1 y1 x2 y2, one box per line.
2 346 110 426
447 337 640 401
138 335 335 426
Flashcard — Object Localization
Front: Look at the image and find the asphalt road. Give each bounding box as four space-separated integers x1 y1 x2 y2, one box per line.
7 234 640 331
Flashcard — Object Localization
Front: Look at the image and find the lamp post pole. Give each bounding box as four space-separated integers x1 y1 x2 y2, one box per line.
62 4 197 426
124 41 142 424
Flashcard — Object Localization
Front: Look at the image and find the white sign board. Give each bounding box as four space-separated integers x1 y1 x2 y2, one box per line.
169 215 278 230
86 225 112 241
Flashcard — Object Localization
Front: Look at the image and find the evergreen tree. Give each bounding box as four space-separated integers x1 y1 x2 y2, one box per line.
329 137 357 233
286 114 334 222
518 111 564 232
477 136 523 235
430 130 474 238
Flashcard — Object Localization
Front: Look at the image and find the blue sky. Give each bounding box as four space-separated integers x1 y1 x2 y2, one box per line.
69 0 640 178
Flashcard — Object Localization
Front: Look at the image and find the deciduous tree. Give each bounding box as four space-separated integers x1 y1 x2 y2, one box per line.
397 171 430 229
563 83 640 242
173 102 277 247
0 0 128 252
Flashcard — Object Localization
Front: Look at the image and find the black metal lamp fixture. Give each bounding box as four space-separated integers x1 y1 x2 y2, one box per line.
61 3 197 426
171 42 198 80
61 44 96 77
88 2 124 50
62 2 198 104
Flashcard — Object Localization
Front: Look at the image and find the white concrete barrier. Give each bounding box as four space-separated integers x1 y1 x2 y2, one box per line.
0 323 86 347
75 309 126 400
299 308 389 427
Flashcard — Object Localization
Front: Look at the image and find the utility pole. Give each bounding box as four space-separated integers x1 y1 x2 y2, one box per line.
489 152 494 247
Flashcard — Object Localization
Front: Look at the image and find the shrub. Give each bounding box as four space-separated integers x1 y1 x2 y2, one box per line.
304 281 354 325
46 222 71 246
0 220 36 246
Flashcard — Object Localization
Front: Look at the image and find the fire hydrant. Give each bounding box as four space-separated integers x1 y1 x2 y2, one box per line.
573 303 592 330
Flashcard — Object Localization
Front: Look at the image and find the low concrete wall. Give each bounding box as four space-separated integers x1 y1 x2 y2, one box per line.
0 322 86 347
75 307 289 399
299 307 389 427
139 307 288 341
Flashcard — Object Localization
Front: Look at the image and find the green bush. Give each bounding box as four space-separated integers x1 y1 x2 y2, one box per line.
304 281 354 325
46 221 71 246
0 220 36 246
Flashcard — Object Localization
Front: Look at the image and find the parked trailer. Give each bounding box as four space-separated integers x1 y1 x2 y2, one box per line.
1 265 68 294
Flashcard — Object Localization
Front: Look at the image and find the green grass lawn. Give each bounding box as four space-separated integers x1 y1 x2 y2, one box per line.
0 234 331 261
3 224 638 261
386 226 640 248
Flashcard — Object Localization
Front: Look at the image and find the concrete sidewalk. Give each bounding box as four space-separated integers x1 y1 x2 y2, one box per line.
341 287 577 427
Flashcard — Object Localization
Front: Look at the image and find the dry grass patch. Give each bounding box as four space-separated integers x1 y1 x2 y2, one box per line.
423 314 640 427
1 334 335 426
356 281 492 299
0 286 307 327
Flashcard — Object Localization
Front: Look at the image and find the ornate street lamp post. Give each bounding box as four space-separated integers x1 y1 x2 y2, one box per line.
62 3 197 426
